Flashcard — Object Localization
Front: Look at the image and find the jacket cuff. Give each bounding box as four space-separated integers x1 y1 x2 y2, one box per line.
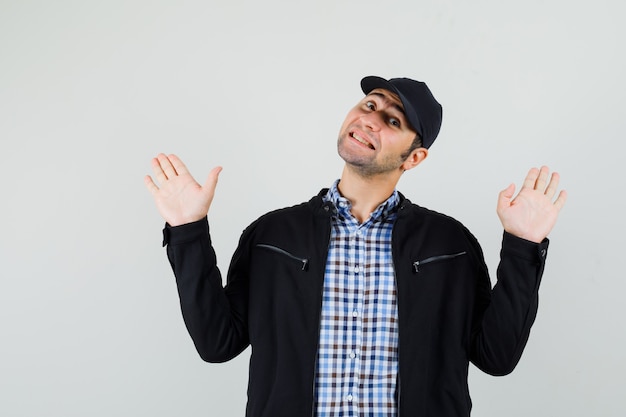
501 231 549 264
162 217 209 247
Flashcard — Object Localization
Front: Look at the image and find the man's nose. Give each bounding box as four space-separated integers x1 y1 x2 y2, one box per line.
360 111 383 131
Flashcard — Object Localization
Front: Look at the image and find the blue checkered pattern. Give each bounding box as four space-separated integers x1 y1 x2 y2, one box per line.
314 180 400 417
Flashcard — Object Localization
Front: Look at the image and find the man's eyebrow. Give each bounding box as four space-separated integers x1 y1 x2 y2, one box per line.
368 92 406 117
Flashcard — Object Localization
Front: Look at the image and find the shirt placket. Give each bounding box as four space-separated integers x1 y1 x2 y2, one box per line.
317 184 400 417
345 222 366 416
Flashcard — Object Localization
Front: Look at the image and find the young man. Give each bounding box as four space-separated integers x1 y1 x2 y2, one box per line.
145 76 566 417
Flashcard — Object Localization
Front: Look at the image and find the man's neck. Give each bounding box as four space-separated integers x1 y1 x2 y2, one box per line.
337 166 402 223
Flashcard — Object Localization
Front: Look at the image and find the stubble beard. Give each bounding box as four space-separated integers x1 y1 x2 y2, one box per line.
337 133 407 178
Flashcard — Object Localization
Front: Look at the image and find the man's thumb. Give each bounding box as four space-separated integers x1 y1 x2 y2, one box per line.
497 183 515 210
204 166 223 191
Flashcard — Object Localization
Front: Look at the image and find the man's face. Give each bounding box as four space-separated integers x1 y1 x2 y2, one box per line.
337 88 419 177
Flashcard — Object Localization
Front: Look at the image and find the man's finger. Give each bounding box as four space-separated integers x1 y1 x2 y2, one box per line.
169 154 190 176
534 166 550 192
144 175 159 195
544 172 560 199
554 189 568 211
521 167 540 190
157 153 178 179
151 157 168 184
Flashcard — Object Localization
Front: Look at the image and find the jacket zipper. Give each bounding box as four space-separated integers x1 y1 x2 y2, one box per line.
396 281 401 417
256 243 309 271
311 258 327 417
412 251 467 273
393 203 404 417
312 205 333 417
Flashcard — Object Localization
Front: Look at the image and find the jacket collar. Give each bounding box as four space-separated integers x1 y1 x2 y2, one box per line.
309 188 412 217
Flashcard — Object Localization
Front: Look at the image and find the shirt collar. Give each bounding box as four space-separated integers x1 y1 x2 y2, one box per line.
324 179 400 222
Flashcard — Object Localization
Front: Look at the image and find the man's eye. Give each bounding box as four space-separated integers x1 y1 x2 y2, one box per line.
365 101 375 110
389 118 400 127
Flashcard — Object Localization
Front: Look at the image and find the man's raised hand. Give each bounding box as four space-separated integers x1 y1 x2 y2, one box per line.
496 166 567 243
144 154 222 227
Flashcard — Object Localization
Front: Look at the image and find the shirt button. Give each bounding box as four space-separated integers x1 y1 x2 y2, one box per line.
349 351 356 359
352 310 358 318
346 394 353 402
353 265 360 273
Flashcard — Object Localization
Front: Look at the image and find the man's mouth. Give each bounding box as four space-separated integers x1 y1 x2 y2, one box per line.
350 132 375 149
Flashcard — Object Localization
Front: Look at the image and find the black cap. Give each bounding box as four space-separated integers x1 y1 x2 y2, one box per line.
360 76 443 149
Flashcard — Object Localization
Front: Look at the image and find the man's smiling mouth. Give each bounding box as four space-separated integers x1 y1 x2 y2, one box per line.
350 132 375 149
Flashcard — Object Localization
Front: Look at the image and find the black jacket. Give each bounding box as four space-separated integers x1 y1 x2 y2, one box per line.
164 190 549 417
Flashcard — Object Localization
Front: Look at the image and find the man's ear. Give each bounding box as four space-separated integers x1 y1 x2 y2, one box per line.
401 147 428 171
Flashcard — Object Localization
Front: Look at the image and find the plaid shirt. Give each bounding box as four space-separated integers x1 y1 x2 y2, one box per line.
315 180 400 417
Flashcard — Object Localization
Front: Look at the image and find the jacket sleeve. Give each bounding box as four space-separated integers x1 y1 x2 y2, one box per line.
469 231 549 376
163 217 251 363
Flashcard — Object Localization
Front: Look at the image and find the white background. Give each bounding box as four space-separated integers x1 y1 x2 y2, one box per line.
1 0 624 415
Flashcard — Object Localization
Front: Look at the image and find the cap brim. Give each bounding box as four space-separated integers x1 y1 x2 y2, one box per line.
360 76 421 136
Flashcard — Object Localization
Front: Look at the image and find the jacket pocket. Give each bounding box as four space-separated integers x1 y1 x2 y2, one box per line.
413 251 467 273
256 243 309 271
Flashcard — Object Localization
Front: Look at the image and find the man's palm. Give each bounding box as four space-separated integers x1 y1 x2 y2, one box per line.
145 154 222 227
